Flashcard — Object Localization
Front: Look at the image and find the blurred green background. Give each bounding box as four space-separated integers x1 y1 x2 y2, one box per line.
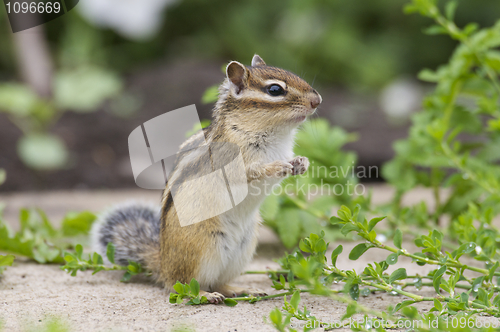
0 0 499 191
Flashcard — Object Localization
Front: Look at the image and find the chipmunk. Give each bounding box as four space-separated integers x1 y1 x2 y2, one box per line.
91 54 322 304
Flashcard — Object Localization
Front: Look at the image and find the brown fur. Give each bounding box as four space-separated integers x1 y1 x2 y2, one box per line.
151 55 322 300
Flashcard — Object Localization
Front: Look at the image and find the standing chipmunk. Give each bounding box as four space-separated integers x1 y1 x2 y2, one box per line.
91 55 322 303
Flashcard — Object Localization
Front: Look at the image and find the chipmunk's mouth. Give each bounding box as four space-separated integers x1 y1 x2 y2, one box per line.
292 115 307 123
290 107 316 123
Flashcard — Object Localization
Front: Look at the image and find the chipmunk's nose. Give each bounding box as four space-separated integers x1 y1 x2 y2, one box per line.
310 90 322 109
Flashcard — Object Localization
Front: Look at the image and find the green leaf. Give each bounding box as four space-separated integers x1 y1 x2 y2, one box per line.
488 262 499 282
360 288 371 297
389 268 407 284
106 242 116 264
445 0 457 20
0 169 6 186
386 253 399 265
342 303 357 320
433 265 447 293
471 276 484 294
463 22 479 35
329 216 344 225
75 244 83 260
331 245 343 267
340 223 358 236
127 262 139 275
269 308 283 327
188 297 200 305
224 298 238 307
61 211 97 236
418 69 440 82
337 206 352 221
54 67 122 112
393 229 403 249
401 306 418 319
120 272 132 282
290 291 301 310
0 254 15 270
348 243 372 260
201 85 219 104
313 238 327 253
17 134 68 170
173 281 184 294
423 25 448 35
433 298 443 312
189 278 200 296
0 83 40 116
453 242 476 259
349 284 359 300
367 216 385 231
299 239 311 253
393 300 416 313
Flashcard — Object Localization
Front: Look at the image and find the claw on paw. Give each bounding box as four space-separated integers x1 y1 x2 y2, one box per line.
289 156 309 175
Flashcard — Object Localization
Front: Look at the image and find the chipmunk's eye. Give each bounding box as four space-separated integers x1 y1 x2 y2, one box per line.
267 84 285 96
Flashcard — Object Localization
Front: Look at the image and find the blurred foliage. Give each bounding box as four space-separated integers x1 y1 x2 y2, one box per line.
0 169 5 186
0 0 499 171
0 10 125 170
0 254 14 275
0 0 499 90
0 208 96 264
382 0 500 229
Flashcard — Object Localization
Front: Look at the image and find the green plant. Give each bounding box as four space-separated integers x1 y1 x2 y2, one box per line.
0 209 96 264
383 0 500 228
0 69 122 170
264 204 500 331
169 279 210 305
0 12 126 171
60 242 146 282
0 254 14 276
163 0 500 90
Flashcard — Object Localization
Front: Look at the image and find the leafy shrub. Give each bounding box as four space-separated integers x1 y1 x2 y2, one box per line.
383 0 500 227
0 208 96 263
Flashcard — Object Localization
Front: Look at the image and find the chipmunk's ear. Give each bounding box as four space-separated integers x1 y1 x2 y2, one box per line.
251 54 266 67
226 61 248 94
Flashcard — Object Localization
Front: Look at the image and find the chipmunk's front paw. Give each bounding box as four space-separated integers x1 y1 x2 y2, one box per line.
265 160 293 178
289 156 309 175
200 291 225 304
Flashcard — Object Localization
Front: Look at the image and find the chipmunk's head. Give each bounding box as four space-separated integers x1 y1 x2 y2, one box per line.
215 54 322 132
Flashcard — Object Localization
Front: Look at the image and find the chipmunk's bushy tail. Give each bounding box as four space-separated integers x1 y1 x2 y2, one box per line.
90 201 161 271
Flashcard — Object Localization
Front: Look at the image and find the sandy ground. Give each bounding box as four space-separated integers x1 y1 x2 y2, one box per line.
0 186 481 332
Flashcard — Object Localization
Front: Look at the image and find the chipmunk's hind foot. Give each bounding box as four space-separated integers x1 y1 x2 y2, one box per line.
216 285 267 298
200 291 225 304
